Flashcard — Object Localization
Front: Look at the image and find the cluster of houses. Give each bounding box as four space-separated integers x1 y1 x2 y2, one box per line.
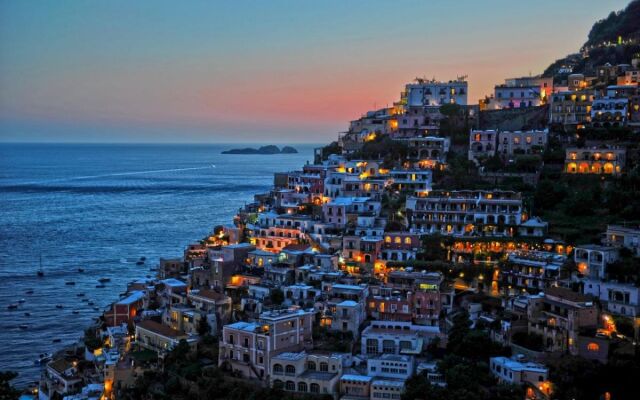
36 66 640 400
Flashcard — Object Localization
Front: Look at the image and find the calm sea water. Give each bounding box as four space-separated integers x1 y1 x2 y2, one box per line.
0 143 316 386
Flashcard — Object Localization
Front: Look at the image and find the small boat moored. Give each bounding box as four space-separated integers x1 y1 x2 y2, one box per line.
7 304 18 310
24 312 31 317
78 268 85 273
35 353 52 364
55 305 63 309
72 310 80 314
98 278 110 283
19 324 28 330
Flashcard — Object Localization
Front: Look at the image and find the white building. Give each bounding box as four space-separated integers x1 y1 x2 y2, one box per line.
360 320 440 356
489 356 548 386
604 225 640 255
582 279 640 318
405 77 468 106
367 354 415 380
573 245 619 279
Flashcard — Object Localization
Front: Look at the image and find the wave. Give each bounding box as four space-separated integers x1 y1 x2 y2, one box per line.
0 183 268 195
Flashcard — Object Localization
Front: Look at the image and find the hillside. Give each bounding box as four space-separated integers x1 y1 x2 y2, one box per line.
543 0 640 78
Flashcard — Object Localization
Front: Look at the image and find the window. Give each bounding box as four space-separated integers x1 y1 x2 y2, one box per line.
285 381 295 391
307 361 316 370
285 365 296 375
366 339 378 354
587 342 600 352
273 364 283 375
298 382 307 392
320 362 328 372
228 334 234 344
310 383 320 393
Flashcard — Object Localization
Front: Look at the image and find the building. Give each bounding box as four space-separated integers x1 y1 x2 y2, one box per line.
527 287 598 354
389 169 432 195
39 358 83 399
583 279 640 318
573 245 619 279
135 320 197 355
492 76 553 109
468 129 498 162
549 91 594 129
406 190 523 237
218 307 315 379
489 356 549 387
603 225 640 255
270 352 342 396
404 77 468 106
367 354 415 380
370 379 405 400
104 291 145 326
591 97 629 128
340 374 372 399
564 147 626 175
496 129 548 157
500 251 566 295
360 320 440 356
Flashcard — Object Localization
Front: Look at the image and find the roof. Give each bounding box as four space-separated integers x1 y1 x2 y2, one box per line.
47 358 78 377
337 300 358 307
341 374 373 382
371 379 405 388
190 289 228 302
136 320 185 339
331 283 365 291
160 278 187 287
491 357 548 373
226 321 259 332
545 286 592 303
273 352 306 361
117 290 145 305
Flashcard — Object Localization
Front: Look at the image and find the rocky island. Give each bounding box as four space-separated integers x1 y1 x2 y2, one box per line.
221 145 298 154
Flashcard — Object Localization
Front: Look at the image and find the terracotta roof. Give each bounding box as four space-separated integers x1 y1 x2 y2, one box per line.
545 287 591 303
191 289 227 302
137 320 184 338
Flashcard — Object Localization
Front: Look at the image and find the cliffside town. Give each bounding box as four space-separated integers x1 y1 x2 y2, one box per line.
27 5 640 400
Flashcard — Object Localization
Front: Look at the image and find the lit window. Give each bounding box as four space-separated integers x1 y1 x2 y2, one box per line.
587 342 600 352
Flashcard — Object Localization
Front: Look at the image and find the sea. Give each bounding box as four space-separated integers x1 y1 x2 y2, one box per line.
0 143 317 387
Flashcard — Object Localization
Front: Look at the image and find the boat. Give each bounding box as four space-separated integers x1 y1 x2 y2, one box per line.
76 293 85 297
136 260 144 265
65 281 75 286
35 353 52 364
93 307 100 311
55 304 63 309
7 304 18 310
88 301 95 306
78 268 85 273
37 255 44 277
52 339 61 343
96 284 106 288
18 298 26 303
19 324 28 330
24 312 31 317
72 310 80 314
25 289 34 295
98 278 110 283
140 256 146 261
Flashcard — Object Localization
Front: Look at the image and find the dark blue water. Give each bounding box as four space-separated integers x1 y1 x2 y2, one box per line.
0 143 315 386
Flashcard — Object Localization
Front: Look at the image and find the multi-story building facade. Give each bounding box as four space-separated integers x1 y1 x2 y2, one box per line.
500 251 566 295
603 225 640 255
564 147 626 175
389 169 432 195
573 245 619 279
489 357 549 387
404 77 468 106
492 76 553 109
591 97 629 128
270 352 342 396
405 190 523 237
549 90 594 129
527 287 598 354
218 307 315 379
360 320 440 356
496 129 548 157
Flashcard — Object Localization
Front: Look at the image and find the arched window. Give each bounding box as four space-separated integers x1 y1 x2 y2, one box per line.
385 236 391 243
603 163 614 174
307 361 316 370
285 365 296 375
273 364 283 375
587 342 600 352
310 383 320 393
298 382 308 392
273 380 283 389
404 237 411 245
285 381 295 391
394 237 401 244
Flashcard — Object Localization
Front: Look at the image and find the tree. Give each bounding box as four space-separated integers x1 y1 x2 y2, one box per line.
197 314 211 336
270 288 284 306
0 371 19 400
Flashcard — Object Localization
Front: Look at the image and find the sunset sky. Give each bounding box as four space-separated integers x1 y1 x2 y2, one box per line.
0 0 630 143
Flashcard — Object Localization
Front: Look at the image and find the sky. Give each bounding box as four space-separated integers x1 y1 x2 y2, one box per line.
0 0 631 144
